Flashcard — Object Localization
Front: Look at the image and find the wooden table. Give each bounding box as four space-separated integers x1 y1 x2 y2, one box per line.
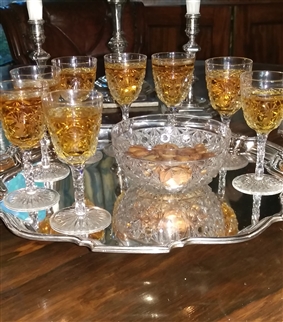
1 220 282 321
1 61 283 322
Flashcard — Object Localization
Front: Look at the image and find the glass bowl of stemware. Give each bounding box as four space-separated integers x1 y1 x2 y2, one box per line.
111 114 231 194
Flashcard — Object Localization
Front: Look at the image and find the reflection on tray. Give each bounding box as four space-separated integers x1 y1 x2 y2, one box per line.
113 185 239 247
0 132 283 254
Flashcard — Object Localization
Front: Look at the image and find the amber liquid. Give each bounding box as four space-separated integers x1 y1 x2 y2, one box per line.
58 67 97 90
152 58 194 107
45 78 60 91
46 106 102 165
206 69 245 117
242 90 283 134
105 61 146 106
1 95 45 149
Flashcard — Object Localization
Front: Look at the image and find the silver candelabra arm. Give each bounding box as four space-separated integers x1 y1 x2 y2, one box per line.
181 13 210 112
28 20 50 66
107 0 128 53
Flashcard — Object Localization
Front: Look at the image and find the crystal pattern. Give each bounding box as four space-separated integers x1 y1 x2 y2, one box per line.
113 185 227 246
112 115 231 193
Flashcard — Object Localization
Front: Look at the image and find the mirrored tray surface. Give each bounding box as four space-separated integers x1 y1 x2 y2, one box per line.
0 129 283 254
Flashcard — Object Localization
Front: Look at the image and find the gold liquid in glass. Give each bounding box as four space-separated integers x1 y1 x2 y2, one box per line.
58 67 97 90
46 106 101 165
105 61 146 106
152 56 194 109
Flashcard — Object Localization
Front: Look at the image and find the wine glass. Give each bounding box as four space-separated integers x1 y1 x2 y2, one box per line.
104 52 147 120
205 56 253 170
0 80 60 212
51 56 97 90
151 52 195 116
42 89 112 235
232 70 283 196
9 65 70 182
0 89 15 171
52 55 102 164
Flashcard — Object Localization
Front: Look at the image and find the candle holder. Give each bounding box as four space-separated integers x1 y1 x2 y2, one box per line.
28 20 50 66
181 13 210 111
96 0 128 89
107 0 128 53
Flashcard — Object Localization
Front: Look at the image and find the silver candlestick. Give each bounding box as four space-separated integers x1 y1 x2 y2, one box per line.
28 20 50 66
181 13 209 110
107 0 128 53
95 0 128 92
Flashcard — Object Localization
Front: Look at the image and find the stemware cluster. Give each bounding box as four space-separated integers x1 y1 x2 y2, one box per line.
1 47 283 239
0 55 112 235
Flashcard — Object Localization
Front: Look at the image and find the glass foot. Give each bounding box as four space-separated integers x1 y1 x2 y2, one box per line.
179 95 210 109
86 151 103 165
49 206 112 235
3 188 60 212
232 173 283 196
33 162 70 182
222 153 249 171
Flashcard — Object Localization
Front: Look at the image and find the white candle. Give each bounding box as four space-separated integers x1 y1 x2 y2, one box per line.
186 0 200 14
26 0 43 20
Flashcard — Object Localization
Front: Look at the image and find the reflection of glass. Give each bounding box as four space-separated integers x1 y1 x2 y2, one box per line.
113 185 233 246
51 56 97 90
151 52 195 115
205 57 253 170
232 70 283 195
252 194 262 225
0 80 60 212
10 65 70 182
42 89 111 235
104 52 147 120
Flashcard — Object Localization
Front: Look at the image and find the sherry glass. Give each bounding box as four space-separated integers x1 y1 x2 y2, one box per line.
51 56 103 163
205 56 253 170
151 52 195 116
51 56 97 90
0 80 60 212
10 65 70 182
104 52 147 120
42 89 112 235
232 70 283 195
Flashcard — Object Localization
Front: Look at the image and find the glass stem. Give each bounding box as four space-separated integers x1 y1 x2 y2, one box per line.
220 115 231 128
255 133 268 181
167 106 178 126
251 194 261 225
22 150 36 194
218 169 227 200
40 130 51 169
121 105 130 120
70 164 86 217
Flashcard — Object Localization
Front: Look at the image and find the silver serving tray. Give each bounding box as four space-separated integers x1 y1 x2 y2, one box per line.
1 129 283 254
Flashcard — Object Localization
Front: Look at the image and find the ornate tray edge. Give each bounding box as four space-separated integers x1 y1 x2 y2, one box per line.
1 134 283 254
1 210 282 254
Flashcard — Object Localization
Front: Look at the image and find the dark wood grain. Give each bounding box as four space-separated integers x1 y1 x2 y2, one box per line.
234 3 283 65
1 220 283 322
142 1 283 64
